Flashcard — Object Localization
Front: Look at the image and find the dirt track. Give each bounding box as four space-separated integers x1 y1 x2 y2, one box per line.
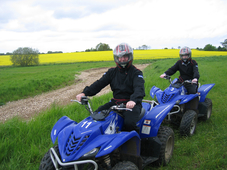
0 64 149 123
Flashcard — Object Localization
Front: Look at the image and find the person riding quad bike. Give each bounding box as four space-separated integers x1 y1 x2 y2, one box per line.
160 46 200 112
76 43 145 134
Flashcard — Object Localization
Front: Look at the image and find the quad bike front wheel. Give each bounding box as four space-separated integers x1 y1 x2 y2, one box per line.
179 110 198 136
112 161 139 170
39 145 60 170
155 126 174 166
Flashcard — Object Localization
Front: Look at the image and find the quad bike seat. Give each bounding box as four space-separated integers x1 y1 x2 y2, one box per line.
139 108 146 120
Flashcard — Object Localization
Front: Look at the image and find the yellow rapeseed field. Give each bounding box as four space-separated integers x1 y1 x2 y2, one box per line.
1 49 227 66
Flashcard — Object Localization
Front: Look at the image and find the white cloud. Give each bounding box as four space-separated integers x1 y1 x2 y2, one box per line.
0 0 227 53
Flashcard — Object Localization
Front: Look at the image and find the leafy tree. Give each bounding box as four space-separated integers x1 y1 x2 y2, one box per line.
204 44 217 51
10 47 39 66
47 51 63 54
142 45 148 50
96 43 112 51
221 39 227 49
217 46 226 51
196 47 203 50
137 45 150 50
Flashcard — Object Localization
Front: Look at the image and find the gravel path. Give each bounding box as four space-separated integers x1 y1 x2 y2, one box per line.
0 64 149 123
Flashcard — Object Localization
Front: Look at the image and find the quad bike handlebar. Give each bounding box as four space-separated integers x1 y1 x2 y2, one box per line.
71 96 132 116
183 80 197 84
71 96 89 105
110 104 132 112
164 75 197 85
71 96 94 114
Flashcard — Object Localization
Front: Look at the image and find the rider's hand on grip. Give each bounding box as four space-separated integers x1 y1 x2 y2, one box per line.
126 101 136 109
192 78 198 83
160 73 166 78
76 93 85 102
81 96 88 105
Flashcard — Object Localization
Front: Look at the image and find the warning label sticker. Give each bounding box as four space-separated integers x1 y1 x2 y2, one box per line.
144 119 151 125
141 125 151 135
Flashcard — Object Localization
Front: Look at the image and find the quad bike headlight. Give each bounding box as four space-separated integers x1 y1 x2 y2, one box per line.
175 100 181 105
180 104 185 113
82 148 99 158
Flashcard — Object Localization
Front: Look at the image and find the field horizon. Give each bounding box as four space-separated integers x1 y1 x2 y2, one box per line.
1 49 227 66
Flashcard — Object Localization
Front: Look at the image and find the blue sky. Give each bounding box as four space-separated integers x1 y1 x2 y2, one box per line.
0 0 227 53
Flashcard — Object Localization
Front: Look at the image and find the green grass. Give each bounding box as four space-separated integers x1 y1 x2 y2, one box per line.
0 61 115 106
0 60 151 106
0 56 227 169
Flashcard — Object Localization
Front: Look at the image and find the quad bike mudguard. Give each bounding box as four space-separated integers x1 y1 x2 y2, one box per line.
150 86 162 98
139 102 175 138
198 84 215 102
175 94 199 105
51 116 77 144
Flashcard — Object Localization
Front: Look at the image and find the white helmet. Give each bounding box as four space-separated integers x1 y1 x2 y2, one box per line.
179 46 191 62
113 43 133 68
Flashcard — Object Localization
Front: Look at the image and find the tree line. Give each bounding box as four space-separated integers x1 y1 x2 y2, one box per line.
195 39 227 51
4 39 227 67
199 43 227 51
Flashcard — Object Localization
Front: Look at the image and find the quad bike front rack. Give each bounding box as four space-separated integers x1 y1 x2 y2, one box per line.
50 147 98 170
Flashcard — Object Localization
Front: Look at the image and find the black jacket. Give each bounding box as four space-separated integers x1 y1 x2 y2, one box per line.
83 65 145 104
165 59 200 82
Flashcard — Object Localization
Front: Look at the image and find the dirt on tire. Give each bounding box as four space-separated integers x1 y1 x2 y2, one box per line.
0 64 149 123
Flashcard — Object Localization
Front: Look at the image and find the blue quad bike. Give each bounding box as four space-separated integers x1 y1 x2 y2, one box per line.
150 76 215 136
39 96 175 170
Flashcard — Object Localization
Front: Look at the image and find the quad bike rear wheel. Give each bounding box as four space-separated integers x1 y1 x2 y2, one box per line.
179 110 197 136
200 98 212 121
155 126 174 166
39 145 60 170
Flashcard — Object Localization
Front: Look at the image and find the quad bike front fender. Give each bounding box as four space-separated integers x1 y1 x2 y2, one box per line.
150 86 162 98
62 131 140 161
177 94 199 105
140 102 175 138
95 131 140 157
198 84 215 102
51 116 77 144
